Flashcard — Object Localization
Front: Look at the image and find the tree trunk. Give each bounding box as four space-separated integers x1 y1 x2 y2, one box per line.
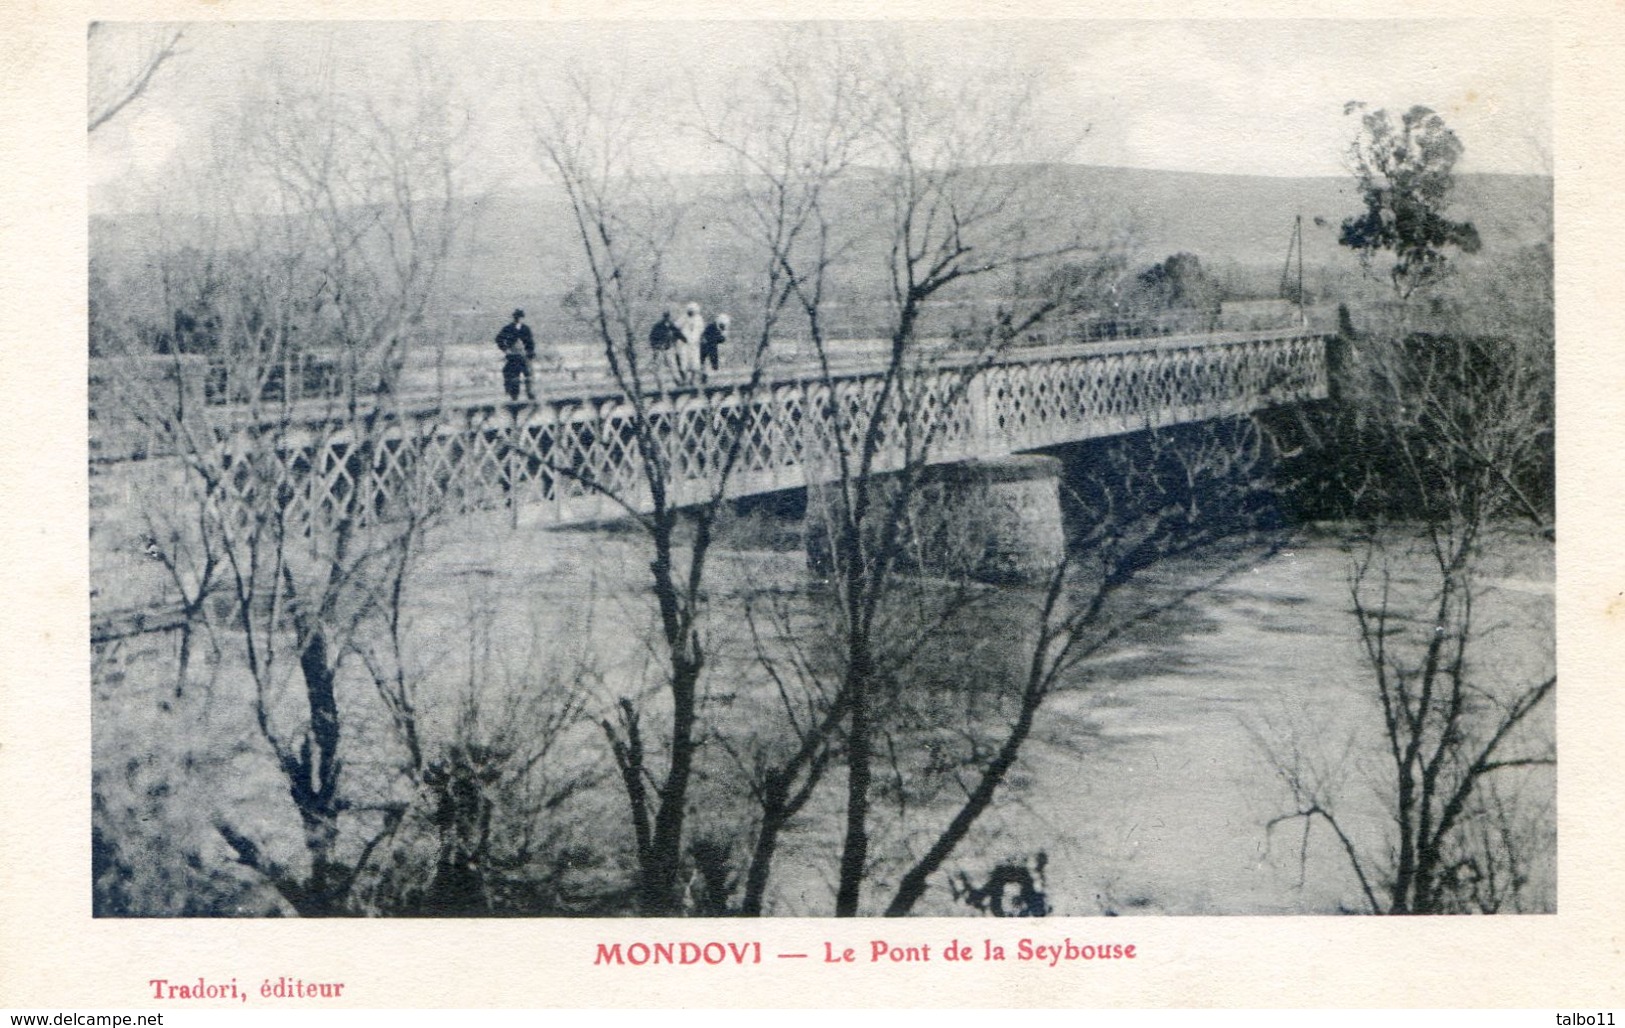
741 777 789 917
834 648 873 917
885 694 1039 917
290 630 346 914
638 655 701 916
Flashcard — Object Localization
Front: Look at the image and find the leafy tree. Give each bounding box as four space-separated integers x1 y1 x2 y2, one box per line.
1139 253 1219 309
1032 253 1131 340
1339 103 1482 301
1039 253 1129 315
1129 252 1223 330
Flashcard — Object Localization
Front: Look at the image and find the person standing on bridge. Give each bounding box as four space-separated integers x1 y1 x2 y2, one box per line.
675 301 705 385
700 313 729 378
649 310 680 383
496 308 536 402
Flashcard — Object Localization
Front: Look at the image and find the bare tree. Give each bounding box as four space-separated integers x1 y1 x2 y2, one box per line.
883 419 1281 915
685 27 875 917
364 590 601 916
526 64 809 915
520 29 1294 918
1262 105 1555 913
93 60 472 914
802 42 1093 918
693 30 1134 916
1264 332 1555 913
88 23 183 134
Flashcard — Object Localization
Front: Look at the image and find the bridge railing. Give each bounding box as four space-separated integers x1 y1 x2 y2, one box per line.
91 327 1330 536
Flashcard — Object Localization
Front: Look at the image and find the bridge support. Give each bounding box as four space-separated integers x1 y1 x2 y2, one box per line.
806 454 1066 585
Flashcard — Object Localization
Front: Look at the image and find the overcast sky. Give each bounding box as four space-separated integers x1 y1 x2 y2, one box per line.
89 19 1551 213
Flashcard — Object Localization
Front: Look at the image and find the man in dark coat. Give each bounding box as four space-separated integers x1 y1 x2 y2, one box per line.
700 313 729 376
649 311 678 353
496 308 536 401
649 310 682 383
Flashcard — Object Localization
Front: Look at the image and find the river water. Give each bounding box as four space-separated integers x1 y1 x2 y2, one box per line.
93 502 1554 916
406 513 1555 916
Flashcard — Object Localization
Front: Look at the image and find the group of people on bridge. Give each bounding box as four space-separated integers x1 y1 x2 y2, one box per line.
649 302 730 385
495 302 731 402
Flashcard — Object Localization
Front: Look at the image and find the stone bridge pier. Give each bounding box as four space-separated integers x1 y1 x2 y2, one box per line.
804 454 1067 585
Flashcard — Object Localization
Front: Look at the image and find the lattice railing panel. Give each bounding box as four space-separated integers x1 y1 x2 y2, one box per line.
99 330 1327 533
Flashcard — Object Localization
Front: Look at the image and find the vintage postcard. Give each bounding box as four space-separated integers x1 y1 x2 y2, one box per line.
2 0 1621 1011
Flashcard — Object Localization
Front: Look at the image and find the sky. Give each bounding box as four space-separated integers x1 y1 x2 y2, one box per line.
88 19 1552 215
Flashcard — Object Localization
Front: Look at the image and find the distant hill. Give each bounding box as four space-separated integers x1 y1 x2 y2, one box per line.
93 163 1552 329
441 163 1552 311
1029 164 1544 264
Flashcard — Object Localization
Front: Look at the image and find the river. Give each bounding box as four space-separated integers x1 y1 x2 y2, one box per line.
92 503 1554 916
409 513 1556 916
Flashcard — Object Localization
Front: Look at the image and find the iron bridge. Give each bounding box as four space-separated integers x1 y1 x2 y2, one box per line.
96 328 1330 535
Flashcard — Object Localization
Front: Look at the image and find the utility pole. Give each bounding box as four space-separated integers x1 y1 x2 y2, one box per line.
1280 214 1307 326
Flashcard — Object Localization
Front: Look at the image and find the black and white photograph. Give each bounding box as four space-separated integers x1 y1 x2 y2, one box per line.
78 17 1562 926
